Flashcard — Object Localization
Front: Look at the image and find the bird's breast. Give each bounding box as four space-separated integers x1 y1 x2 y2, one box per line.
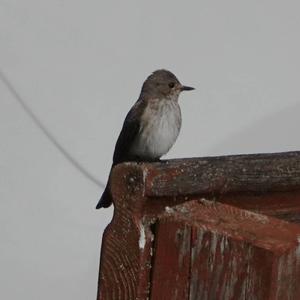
130 99 181 159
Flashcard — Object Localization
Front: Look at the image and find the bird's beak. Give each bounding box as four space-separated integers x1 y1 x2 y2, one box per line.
180 85 195 91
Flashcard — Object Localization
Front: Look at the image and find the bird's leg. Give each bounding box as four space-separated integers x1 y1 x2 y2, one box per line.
157 159 168 164
135 156 162 164
149 157 169 164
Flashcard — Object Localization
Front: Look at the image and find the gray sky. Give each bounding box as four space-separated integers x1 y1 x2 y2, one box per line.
1 1 300 299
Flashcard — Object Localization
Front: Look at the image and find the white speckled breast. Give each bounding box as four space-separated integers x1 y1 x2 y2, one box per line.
130 98 181 159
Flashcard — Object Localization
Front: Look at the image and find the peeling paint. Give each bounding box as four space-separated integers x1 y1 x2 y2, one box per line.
295 237 300 268
175 226 190 268
139 223 146 250
165 206 174 214
142 168 149 195
142 168 148 184
246 210 270 224
206 232 218 275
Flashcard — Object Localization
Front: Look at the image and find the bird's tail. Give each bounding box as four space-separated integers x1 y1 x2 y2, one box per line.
96 182 112 209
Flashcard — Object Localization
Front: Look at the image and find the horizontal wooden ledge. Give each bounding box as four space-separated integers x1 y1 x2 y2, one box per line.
159 199 300 253
113 151 300 197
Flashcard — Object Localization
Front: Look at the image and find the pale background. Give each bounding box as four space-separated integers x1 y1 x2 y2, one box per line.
1 1 299 299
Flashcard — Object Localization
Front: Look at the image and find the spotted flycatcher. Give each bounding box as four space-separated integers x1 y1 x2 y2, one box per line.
96 69 194 209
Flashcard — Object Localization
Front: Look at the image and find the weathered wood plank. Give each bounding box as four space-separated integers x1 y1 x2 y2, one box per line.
154 199 300 300
108 152 300 222
143 151 300 197
150 220 191 300
218 190 300 223
97 165 154 300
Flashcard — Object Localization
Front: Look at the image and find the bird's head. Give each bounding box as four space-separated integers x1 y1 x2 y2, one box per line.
141 69 194 100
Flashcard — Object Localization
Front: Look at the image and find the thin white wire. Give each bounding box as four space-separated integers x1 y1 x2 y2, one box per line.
0 68 105 188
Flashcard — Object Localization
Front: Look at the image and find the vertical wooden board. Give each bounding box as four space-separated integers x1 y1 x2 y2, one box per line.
97 164 155 300
150 220 191 300
189 228 275 300
98 217 157 300
270 248 300 299
97 224 141 300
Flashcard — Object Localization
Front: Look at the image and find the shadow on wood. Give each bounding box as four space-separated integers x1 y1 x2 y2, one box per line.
97 151 300 300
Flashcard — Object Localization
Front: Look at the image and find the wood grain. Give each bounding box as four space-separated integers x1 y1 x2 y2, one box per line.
97 165 154 300
97 151 300 299
153 199 300 300
150 220 191 300
143 151 300 197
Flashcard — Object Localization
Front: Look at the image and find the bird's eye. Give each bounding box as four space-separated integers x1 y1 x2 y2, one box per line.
168 82 175 88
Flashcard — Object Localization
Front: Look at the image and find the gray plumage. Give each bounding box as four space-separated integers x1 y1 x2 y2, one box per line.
96 69 194 209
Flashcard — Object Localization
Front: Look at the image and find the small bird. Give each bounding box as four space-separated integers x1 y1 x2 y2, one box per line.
96 69 194 209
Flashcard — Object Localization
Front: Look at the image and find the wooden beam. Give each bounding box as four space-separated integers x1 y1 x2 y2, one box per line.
143 151 300 197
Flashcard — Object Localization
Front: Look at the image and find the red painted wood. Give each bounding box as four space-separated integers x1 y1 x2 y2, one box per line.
97 164 154 300
97 152 300 299
150 220 191 300
152 199 300 300
219 190 300 223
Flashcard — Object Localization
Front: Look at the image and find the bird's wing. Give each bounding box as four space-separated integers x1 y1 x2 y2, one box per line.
112 100 145 165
